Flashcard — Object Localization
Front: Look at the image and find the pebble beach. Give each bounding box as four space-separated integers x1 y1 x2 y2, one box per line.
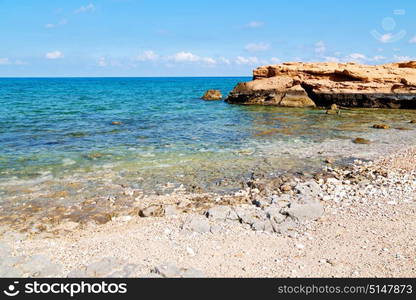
1 145 415 278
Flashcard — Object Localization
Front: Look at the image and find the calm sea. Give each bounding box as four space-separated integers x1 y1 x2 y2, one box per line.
1 77 416 196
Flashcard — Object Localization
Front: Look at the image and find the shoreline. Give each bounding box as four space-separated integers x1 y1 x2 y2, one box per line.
3 110 416 233
1 145 415 277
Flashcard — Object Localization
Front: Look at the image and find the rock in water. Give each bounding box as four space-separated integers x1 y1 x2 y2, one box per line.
373 124 390 129
226 61 416 108
353 137 371 144
201 90 222 100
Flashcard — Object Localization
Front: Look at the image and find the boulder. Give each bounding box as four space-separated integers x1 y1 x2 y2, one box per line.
181 215 211 233
284 202 324 222
226 61 416 108
202 90 222 100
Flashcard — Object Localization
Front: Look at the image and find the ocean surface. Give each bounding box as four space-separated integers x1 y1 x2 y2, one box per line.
2 77 416 226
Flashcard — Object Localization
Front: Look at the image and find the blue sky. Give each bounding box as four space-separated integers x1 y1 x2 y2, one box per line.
1 0 416 77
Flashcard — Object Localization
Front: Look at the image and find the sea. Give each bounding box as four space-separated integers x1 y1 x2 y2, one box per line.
1 77 416 227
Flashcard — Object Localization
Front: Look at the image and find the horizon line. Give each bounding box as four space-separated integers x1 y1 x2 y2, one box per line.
0 75 253 79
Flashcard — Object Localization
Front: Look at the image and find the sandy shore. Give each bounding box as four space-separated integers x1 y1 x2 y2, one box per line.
1 147 416 278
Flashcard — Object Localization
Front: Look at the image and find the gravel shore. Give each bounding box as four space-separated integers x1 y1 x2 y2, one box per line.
1 147 416 278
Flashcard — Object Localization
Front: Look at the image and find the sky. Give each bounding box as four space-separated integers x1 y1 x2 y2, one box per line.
1 0 416 77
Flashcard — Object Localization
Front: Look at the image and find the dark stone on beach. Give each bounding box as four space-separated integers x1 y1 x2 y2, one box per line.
201 90 222 100
410 120 416 124
325 158 334 164
353 137 371 144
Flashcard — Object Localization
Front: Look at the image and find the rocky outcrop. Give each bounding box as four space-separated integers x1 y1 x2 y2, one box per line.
226 61 416 108
202 89 222 100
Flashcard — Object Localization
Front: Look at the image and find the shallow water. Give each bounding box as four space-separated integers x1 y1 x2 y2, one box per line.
2 77 416 227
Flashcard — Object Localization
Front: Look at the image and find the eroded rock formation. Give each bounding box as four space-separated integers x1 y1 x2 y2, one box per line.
226 61 416 108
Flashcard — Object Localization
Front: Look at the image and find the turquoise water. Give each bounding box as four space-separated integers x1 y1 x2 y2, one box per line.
0 77 250 177
3 77 416 227
2 77 416 194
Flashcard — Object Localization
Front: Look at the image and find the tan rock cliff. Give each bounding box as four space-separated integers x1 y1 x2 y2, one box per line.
226 61 416 108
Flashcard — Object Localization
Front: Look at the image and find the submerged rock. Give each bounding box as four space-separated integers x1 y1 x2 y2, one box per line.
201 90 222 100
353 137 371 144
373 124 390 129
226 61 416 108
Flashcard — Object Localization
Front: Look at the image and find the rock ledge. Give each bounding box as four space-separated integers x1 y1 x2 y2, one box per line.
226 61 416 108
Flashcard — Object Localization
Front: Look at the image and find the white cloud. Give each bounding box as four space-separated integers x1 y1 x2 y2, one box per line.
0 58 10 65
45 19 67 29
380 33 393 43
201 57 217 64
235 56 259 65
172 51 200 62
270 57 281 64
324 56 340 62
394 54 413 61
0 58 27 65
219 57 231 65
314 41 326 54
409 36 416 44
136 50 159 62
245 21 264 28
74 3 95 14
46 51 64 59
372 55 386 62
347 53 367 61
98 57 107 67
245 42 270 52
170 51 217 64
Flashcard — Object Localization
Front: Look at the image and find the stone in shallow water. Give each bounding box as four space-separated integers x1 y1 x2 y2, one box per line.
201 90 222 100
373 124 390 129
